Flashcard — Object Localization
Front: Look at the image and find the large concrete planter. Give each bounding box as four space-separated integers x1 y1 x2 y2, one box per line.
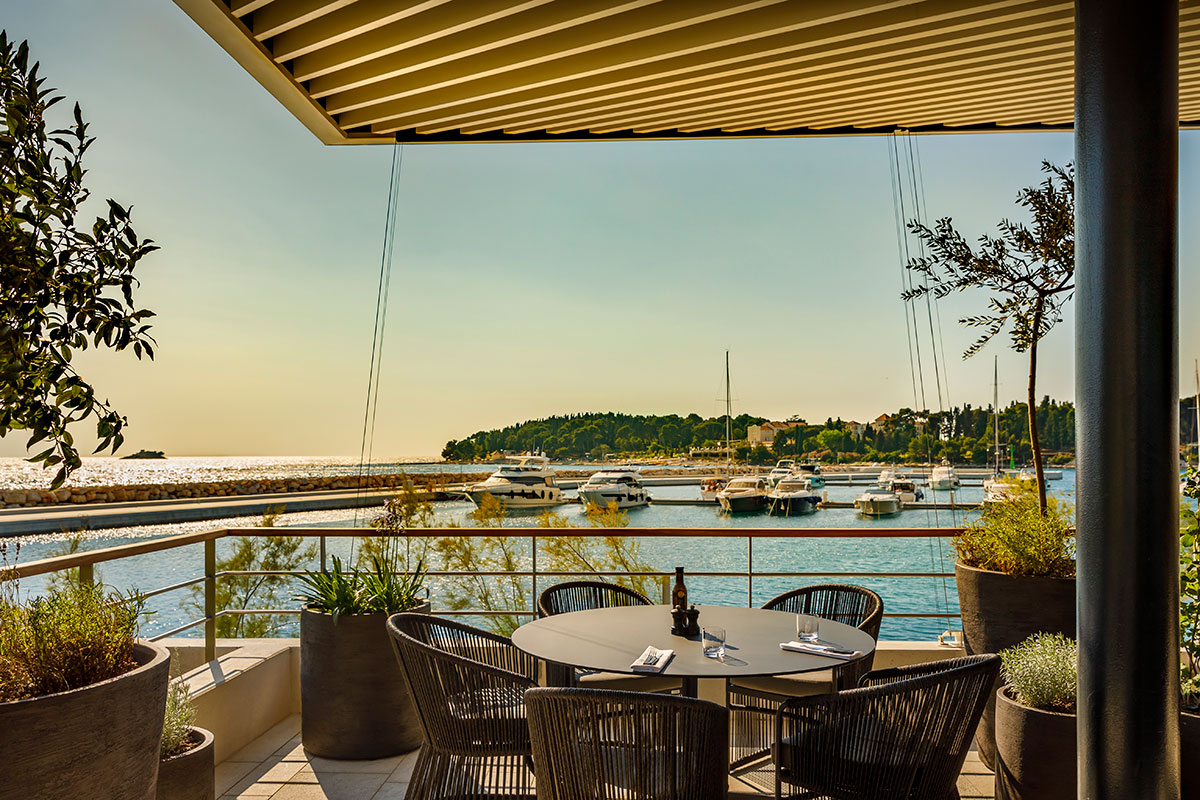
994 687 1076 800
0 641 170 800
157 727 215 800
955 562 1075 769
1184 712 1200 800
300 602 429 759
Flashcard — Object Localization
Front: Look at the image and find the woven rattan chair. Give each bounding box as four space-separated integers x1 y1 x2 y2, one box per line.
729 585 884 768
387 612 538 799
536 581 680 693
525 687 730 800
773 655 1001 800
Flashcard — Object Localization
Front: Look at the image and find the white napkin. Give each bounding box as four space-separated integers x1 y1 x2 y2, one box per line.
630 646 674 673
780 641 863 661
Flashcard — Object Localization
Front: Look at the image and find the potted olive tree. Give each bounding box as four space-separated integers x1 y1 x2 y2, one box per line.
157 676 214 800
0 570 169 799
297 552 429 760
994 633 1077 800
952 484 1075 767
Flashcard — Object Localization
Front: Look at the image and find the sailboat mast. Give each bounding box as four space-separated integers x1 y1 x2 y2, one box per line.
725 350 732 465
993 356 1000 474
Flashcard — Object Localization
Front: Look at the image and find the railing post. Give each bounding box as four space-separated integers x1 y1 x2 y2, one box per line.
530 534 538 618
319 535 327 572
747 535 754 607
78 562 93 586
204 538 216 663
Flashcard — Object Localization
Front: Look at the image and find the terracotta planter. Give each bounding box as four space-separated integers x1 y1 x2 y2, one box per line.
994 687 1076 800
955 562 1075 769
157 727 215 800
0 641 170 800
300 602 430 759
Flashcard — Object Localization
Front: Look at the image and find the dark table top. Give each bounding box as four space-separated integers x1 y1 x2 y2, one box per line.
511 604 875 679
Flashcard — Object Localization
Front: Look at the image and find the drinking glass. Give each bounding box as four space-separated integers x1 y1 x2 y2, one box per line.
702 626 726 659
796 614 820 642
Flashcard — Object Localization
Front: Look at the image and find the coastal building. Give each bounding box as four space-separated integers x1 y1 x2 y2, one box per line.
845 421 867 438
746 420 803 446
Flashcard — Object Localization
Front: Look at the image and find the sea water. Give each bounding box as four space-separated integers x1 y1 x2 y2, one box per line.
2 464 1076 642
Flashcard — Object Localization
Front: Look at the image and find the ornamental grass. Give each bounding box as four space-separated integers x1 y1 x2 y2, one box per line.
0 574 143 702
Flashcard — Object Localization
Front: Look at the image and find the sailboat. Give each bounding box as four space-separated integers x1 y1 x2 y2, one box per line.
983 358 1014 504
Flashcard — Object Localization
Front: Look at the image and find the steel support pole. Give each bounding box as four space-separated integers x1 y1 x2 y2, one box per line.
1075 2 1179 797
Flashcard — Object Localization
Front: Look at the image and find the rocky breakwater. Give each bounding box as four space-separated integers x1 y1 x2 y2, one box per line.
0 472 497 510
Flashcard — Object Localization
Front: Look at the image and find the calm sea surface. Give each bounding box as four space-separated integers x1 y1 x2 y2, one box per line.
1 458 1077 643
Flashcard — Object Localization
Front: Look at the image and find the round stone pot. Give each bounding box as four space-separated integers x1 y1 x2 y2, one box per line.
157 727 215 800
0 641 170 800
994 687 1076 800
1183 711 1200 800
955 562 1075 769
300 602 430 759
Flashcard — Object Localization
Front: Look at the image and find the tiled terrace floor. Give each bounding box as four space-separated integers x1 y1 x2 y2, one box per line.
218 714 995 799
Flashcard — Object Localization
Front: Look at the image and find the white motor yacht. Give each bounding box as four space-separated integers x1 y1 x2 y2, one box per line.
795 462 826 489
888 479 924 504
467 455 565 509
876 468 897 487
766 466 794 487
983 475 1015 504
768 477 821 516
928 461 962 491
855 487 902 517
700 476 729 501
577 467 650 509
717 476 770 514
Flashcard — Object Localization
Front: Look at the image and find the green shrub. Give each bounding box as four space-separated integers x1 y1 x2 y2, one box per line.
295 556 427 622
0 579 144 702
160 677 197 758
953 484 1075 577
1001 632 1077 712
1180 468 1200 705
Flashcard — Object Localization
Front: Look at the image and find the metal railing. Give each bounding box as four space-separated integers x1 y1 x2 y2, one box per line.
7 526 964 663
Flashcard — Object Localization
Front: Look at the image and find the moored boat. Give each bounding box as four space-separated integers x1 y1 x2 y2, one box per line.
855 487 901 517
767 477 821 516
700 476 729 501
928 461 961 491
717 476 769 514
888 479 923 504
467 455 565 509
577 467 650 509
795 462 826 489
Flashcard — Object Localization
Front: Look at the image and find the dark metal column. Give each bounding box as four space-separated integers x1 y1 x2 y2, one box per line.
1075 2 1179 798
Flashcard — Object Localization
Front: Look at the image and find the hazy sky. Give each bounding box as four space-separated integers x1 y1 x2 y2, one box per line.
2 0 1199 459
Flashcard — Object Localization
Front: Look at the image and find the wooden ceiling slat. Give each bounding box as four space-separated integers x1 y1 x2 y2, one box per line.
382 5 1073 134
654 49 1200 135
312 0 671 101
508 29 1076 135
269 0 452 62
342 0 1055 131
250 0 357 41
290 0 553 81
175 0 1200 142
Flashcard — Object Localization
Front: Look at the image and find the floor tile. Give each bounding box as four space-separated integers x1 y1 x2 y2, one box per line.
216 762 260 796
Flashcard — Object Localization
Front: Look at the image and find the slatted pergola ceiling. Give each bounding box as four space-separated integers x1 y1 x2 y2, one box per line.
175 0 1200 144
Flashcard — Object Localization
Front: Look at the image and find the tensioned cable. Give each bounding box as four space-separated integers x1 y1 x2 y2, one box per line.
912 135 954 418
352 143 406 544
905 134 945 415
888 135 921 412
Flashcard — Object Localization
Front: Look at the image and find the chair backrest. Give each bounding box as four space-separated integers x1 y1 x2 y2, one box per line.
386 613 536 755
764 584 884 689
526 687 729 800
538 580 651 618
779 655 1001 800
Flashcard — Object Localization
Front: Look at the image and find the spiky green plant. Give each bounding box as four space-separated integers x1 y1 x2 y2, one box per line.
295 556 426 622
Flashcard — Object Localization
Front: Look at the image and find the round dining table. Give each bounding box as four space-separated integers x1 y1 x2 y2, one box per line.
511 604 876 698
